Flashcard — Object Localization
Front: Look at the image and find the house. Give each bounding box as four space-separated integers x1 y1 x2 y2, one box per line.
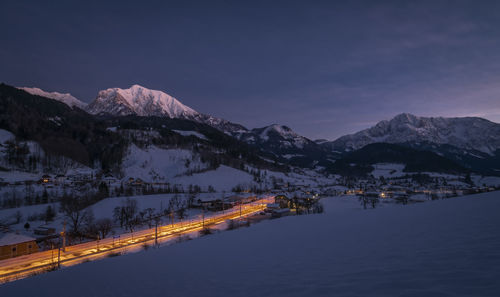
195 199 231 211
271 208 290 218
266 203 280 210
41 174 51 184
226 195 256 204
0 233 39 260
127 177 145 187
69 173 92 183
34 226 56 236
103 174 117 185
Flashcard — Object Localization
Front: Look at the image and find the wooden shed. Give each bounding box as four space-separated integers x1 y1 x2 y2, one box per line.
0 233 39 260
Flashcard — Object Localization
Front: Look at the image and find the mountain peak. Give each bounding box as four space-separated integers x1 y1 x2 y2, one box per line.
393 113 418 122
18 87 87 109
325 114 500 154
87 85 197 118
85 85 247 134
258 124 297 139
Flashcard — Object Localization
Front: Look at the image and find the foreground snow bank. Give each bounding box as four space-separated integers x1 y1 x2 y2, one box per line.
2 192 500 296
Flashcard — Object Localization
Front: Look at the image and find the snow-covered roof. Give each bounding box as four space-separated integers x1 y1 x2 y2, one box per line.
0 233 36 246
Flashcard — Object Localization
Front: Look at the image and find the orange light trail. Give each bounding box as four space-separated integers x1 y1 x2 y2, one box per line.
0 197 273 284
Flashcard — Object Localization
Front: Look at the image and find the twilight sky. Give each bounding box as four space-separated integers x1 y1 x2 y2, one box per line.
1 0 500 140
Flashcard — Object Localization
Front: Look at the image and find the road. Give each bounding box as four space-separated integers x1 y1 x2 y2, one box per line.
0 197 272 284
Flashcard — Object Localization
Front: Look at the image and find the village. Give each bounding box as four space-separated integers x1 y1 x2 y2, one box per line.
1 164 499 263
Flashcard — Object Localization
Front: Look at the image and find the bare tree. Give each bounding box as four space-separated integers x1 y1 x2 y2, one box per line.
95 218 113 239
60 195 91 235
122 198 138 231
144 208 155 228
14 210 23 224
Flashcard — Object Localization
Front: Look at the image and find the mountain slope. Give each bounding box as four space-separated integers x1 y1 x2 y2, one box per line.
0 83 286 175
18 87 87 109
1 84 125 170
86 84 246 134
329 143 468 176
325 113 500 155
236 124 335 168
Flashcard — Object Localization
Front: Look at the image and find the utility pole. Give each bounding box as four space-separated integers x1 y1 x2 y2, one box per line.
155 222 158 246
61 220 66 252
202 207 205 229
239 201 242 226
51 242 54 266
221 191 225 214
57 238 61 268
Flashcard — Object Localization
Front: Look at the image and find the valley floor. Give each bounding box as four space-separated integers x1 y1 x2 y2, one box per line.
1 192 500 296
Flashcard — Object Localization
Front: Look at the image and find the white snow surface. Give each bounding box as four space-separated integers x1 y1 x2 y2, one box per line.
121 144 254 190
172 130 208 140
121 145 208 182
86 194 179 221
473 175 500 187
171 165 254 191
18 87 87 109
3 191 500 296
371 163 406 178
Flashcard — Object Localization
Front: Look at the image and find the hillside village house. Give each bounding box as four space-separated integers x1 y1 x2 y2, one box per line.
0 233 39 260
41 174 51 184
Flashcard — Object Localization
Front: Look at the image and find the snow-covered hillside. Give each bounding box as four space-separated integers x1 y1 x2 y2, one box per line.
121 145 208 182
3 191 499 296
326 113 500 154
18 87 87 109
121 144 256 191
245 124 310 149
235 124 333 168
86 84 246 133
0 129 92 176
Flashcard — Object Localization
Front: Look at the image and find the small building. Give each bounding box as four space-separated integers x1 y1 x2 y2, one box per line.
0 233 39 260
266 203 280 210
41 174 51 184
271 208 290 218
127 177 145 187
103 174 117 184
34 226 56 236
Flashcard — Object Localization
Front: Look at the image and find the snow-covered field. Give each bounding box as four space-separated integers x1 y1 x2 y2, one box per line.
121 145 209 182
2 191 499 296
171 165 254 191
371 163 406 178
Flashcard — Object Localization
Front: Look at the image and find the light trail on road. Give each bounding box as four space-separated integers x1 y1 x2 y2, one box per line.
0 197 273 284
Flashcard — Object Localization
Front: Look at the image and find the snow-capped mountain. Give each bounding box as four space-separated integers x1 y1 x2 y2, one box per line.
325 113 500 155
244 124 310 149
19 87 87 109
86 84 245 133
86 84 197 117
236 124 334 168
